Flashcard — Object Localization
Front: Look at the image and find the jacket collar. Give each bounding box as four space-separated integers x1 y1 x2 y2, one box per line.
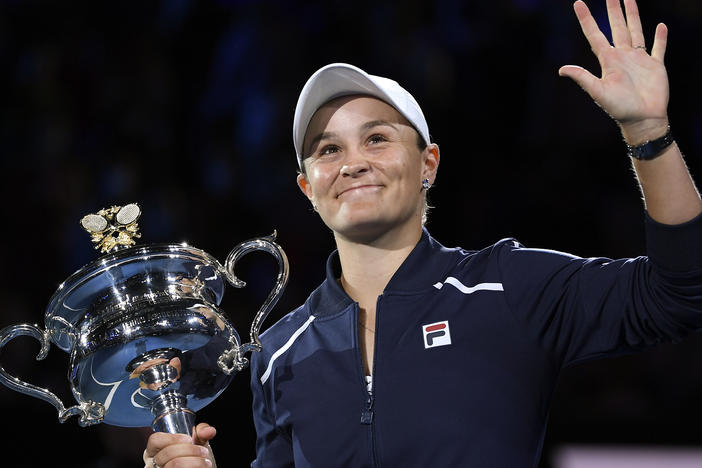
307 228 461 317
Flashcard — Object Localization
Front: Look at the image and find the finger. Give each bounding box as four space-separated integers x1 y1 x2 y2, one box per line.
154 443 212 467
156 456 212 468
573 1 612 56
145 432 193 457
623 0 645 49
624 0 646 49
558 65 604 100
650 22 668 62
193 423 217 446
606 0 631 47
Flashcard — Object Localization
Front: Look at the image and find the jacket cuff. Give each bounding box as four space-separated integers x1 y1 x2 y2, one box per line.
645 210 702 272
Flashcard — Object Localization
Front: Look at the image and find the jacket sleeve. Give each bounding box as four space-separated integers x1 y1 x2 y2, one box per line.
496 211 702 369
249 351 294 468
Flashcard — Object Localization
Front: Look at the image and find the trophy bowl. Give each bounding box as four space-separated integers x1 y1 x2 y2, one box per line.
0 203 288 435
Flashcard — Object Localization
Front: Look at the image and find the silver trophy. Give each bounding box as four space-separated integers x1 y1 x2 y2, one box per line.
0 203 288 435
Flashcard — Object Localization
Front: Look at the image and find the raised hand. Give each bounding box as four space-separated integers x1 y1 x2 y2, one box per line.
559 0 669 144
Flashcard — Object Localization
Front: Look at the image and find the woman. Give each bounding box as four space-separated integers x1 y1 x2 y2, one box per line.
144 1 702 466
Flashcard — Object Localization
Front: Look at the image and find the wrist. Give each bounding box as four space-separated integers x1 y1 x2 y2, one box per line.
626 125 674 161
619 117 670 146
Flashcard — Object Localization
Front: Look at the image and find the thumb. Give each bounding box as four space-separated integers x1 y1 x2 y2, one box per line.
558 65 601 98
193 423 217 446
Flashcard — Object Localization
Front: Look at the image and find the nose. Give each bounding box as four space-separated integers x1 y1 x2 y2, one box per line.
340 150 370 178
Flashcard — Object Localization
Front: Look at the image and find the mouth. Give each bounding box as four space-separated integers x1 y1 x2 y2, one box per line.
337 184 383 198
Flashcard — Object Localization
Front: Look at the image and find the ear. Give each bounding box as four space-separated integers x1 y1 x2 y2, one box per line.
296 173 314 202
422 143 440 184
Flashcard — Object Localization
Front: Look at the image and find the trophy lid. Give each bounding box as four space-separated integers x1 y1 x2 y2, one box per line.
45 204 227 351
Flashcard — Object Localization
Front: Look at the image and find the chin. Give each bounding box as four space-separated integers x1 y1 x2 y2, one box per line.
331 217 392 243
322 206 420 243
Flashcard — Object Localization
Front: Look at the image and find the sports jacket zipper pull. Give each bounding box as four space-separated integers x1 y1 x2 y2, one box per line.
361 395 373 424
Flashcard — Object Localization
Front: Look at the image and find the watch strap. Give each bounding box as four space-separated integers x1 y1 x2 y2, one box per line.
626 127 674 160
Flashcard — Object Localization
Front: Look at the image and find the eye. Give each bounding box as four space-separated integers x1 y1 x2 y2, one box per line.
319 144 340 156
368 134 388 145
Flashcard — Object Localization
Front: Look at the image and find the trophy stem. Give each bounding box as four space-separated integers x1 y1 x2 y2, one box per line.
151 390 195 435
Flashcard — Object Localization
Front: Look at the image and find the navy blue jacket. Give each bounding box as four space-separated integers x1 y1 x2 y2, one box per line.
250 213 702 467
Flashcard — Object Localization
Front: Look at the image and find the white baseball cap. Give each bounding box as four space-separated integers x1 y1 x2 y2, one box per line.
293 63 430 169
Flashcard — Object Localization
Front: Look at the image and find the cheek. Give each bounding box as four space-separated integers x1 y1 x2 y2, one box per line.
307 167 336 197
390 157 421 186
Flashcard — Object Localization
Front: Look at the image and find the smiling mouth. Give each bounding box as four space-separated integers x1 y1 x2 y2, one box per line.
337 185 382 198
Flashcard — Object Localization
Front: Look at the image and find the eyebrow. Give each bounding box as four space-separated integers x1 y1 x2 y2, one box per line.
360 119 399 132
306 131 339 153
305 120 400 156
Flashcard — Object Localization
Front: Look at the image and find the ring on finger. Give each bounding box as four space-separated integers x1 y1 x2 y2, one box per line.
634 45 646 51
151 458 162 468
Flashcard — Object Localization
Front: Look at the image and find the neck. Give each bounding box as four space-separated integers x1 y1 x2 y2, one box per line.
335 222 422 306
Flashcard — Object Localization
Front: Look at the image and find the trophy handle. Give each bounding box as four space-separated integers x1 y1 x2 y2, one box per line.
218 231 289 374
0 323 105 426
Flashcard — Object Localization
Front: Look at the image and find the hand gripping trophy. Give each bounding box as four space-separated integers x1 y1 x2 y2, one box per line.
0 203 288 435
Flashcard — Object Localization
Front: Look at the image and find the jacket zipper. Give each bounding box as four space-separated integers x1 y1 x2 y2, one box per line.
356 297 381 467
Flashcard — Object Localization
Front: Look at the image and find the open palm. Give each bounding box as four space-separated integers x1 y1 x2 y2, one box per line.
560 0 669 126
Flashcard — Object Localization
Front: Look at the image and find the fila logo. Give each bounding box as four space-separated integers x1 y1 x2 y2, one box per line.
422 321 451 349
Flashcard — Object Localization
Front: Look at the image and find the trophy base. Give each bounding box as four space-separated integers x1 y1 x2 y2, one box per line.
152 391 195 435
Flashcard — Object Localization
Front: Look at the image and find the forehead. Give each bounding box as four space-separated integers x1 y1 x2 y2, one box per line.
304 95 410 141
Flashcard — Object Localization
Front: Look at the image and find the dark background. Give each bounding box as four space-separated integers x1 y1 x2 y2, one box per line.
1 0 701 466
